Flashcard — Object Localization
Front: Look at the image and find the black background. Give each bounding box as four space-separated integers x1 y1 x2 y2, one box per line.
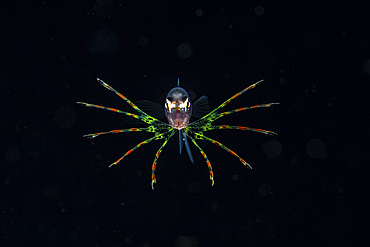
1 1 369 246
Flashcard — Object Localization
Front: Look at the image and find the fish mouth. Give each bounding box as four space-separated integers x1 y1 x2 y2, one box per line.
172 119 186 130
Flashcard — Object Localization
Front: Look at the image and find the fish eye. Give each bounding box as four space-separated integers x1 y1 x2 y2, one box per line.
165 99 172 109
183 98 190 109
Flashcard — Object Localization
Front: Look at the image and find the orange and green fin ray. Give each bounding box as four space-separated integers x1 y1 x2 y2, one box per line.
96 78 159 125
108 130 175 169
186 129 252 170
76 102 141 120
199 79 264 121
186 134 214 186
210 103 280 122
76 102 171 139
188 103 279 131
108 135 158 168
82 127 153 139
151 131 175 190
77 78 164 125
200 125 277 136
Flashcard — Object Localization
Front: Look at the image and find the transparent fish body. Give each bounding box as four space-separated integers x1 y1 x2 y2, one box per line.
164 82 195 163
77 78 279 189
164 86 192 130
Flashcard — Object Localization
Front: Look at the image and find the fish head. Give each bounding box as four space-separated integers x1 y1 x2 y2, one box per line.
164 87 192 129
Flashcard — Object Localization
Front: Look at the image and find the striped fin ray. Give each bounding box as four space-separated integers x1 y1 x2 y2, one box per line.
199 79 264 121
151 130 176 189
185 133 214 186
97 78 160 125
186 129 252 169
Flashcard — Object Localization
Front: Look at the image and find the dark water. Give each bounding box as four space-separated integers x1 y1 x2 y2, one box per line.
2 1 368 246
